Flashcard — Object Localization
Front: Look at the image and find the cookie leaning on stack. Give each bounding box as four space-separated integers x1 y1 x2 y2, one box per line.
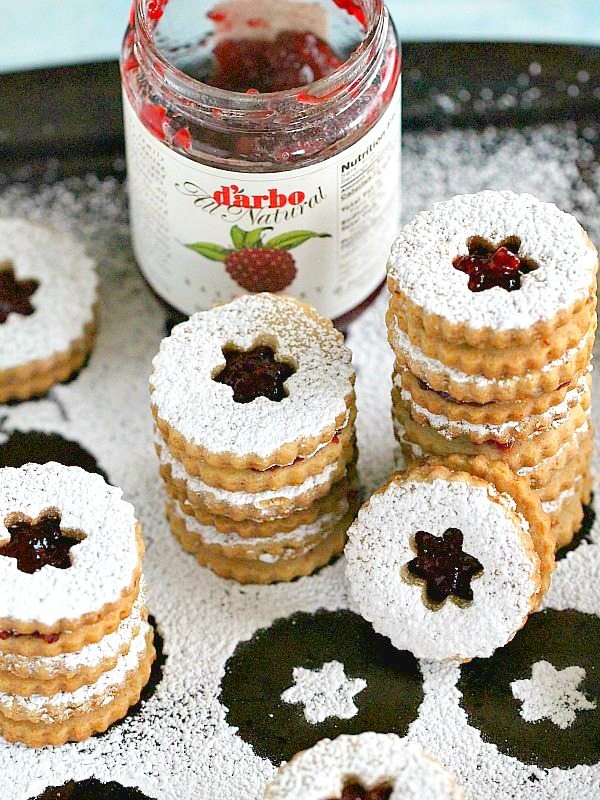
0 463 153 747
386 191 598 549
150 293 358 584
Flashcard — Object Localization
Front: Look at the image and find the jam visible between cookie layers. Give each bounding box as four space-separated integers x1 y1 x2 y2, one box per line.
329 783 393 800
199 31 343 93
0 513 82 575
453 239 537 293
416 377 572 407
0 262 39 324
214 345 296 403
406 527 483 606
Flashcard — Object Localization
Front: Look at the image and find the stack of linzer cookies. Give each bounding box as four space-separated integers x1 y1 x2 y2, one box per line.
0 463 153 747
386 191 597 551
150 293 359 584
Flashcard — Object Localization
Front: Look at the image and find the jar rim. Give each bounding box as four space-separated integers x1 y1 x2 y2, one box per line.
133 0 389 115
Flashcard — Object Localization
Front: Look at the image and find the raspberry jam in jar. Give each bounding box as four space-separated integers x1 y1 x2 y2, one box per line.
121 0 401 323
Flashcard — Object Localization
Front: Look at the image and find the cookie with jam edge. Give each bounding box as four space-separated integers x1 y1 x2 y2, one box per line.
345 458 552 661
0 219 98 403
150 293 355 472
387 191 598 348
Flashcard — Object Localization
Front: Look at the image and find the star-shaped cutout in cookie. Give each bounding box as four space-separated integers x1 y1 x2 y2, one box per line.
511 660 596 729
214 345 295 403
0 263 39 324
406 527 483 607
281 660 367 724
0 513 83 574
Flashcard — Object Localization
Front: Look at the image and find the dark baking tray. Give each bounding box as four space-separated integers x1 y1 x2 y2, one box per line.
0 41 598 800
1 43 599 183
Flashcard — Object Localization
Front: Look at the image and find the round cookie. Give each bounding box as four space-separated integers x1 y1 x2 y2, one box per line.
0 463 143 639
264 733 463 800
345 457 553 661
0 579 147 696
150 293 355 471
389 313 596 403
0 219 98 402
395 372 591 444
387 190 598 348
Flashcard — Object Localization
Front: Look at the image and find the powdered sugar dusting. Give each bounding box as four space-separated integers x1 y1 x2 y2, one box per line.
0 580 146 677
150 293 354 460
0 622 150 724
388 191 597 332
0 463 139 627
157 433 338 509
0 218 97 370
346 477 537 661
281 661 367 724
0 120 599 799
510 660 596 729
390 315 593 389
264 734 463 799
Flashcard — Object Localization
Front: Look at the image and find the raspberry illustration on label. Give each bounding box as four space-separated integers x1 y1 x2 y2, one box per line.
186 225 331 293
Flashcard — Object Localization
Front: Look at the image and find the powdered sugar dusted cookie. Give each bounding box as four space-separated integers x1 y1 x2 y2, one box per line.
264 733 463 799
387 191 598 347
345 458 553 661
0 219 98 402
150 294 355 470
0 463 143 636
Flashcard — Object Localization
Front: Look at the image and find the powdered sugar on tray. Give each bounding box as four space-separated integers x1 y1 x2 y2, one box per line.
281 660 366 724
0 120 600 798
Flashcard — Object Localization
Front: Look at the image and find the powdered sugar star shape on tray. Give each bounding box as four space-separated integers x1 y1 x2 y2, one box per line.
281 660 367 724
510 660 597 729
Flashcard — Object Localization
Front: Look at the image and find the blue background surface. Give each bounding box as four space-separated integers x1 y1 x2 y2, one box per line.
1 0 599 74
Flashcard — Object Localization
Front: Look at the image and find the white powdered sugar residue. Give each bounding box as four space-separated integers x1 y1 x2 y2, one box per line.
0 463 140 627
0 622 150 724
390 316 593 390
169 501 347 551
150 293 354 461
517 419 589 476
510 660 596 729
157 432 339 510
0 580 146 677
0 121 599 799
388 190 597 332
398 375 589 442
541 481 581 515
264 733 463 800
281 661 367 724
345 477 537 661
0 218 97 370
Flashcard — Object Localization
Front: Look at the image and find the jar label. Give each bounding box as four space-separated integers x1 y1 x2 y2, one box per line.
123 84 401 319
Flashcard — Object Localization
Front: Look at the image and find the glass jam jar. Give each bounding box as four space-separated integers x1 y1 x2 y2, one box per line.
121 0 401 325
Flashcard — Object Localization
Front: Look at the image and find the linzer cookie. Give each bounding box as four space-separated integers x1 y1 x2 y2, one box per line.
345 458 553 661
0 219 98 402
0 463 153 746
387 191 597 551
387 191 598 348
264 733 464 800
151 293 355 470
151 293 358 583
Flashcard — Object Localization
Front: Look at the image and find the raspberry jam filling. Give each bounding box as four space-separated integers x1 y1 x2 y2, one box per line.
330 782 393 800
453 239 537 293
0 630 59 643
204 31 343 93
406 528 483 606
0 512 83 575
214 345 295 403
0 262 39 324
